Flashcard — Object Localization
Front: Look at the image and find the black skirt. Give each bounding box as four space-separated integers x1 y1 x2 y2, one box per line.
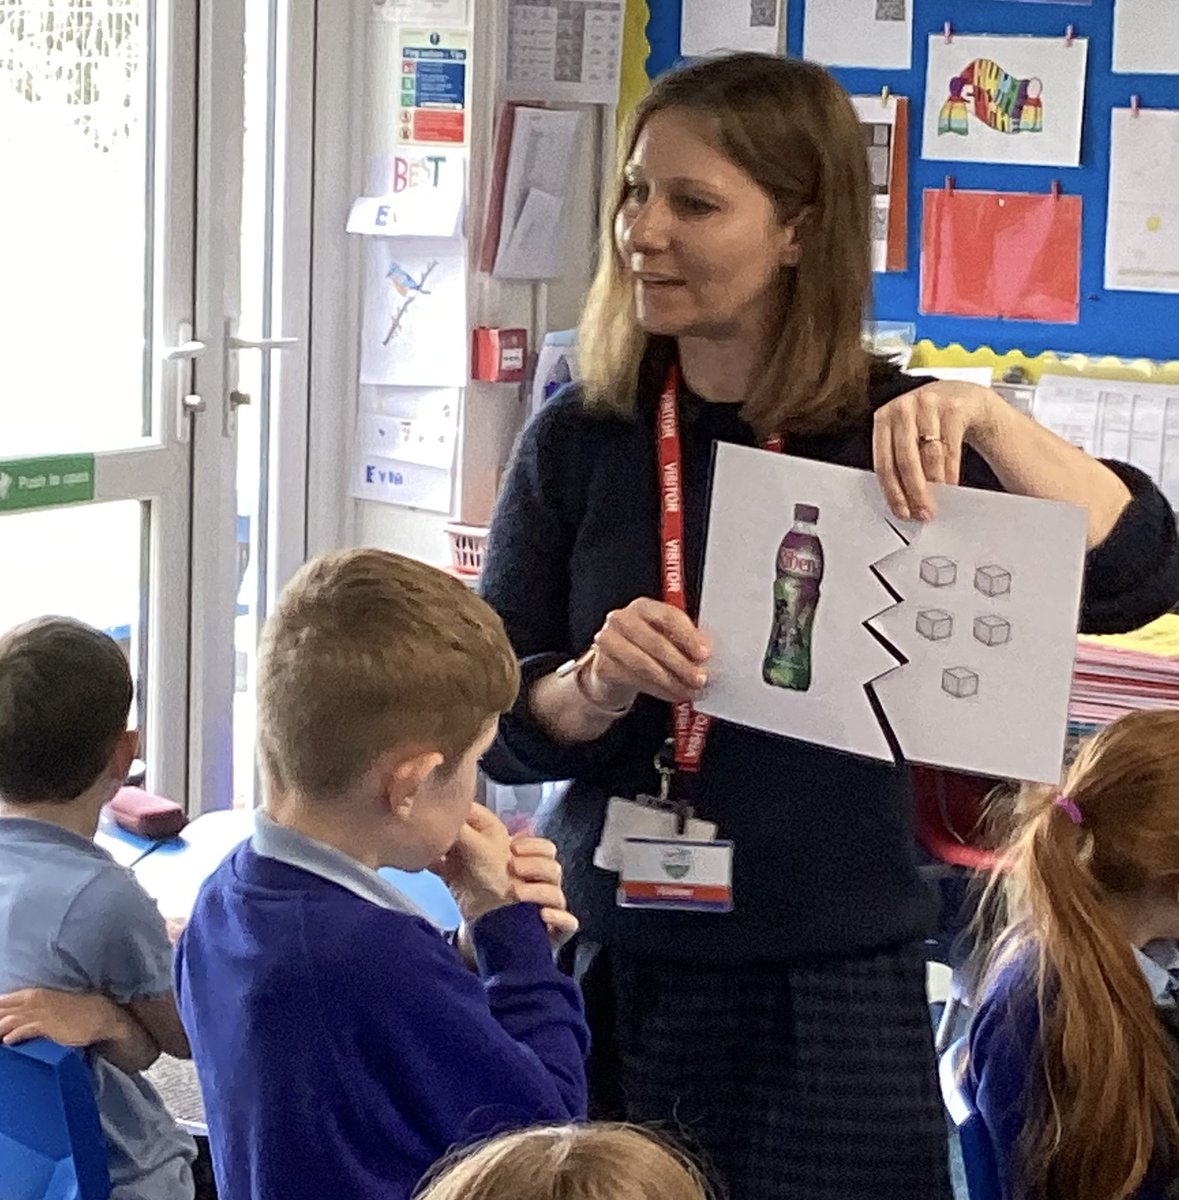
570 939 953 1200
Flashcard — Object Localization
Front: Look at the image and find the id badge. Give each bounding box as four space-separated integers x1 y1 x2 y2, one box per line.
594 797 718 874
618 836 734 913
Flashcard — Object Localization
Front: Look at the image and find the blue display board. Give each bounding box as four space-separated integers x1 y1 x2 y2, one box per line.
643 0 1179 361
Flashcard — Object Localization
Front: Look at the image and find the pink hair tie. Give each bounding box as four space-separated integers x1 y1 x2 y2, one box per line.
1054 794 1084 826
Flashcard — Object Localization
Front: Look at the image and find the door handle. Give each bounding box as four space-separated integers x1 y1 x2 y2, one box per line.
227 334 299 352
164 323 207 441
162 339 209 361
222 322 301 438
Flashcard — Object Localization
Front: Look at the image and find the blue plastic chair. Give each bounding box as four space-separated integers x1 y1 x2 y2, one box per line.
0 1039 110 1200
940 1037 1003 1200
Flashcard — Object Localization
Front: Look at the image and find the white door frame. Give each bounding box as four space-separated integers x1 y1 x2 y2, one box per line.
305 0 364 561
0 0 202 805
187 0 247 813
187 0 320 813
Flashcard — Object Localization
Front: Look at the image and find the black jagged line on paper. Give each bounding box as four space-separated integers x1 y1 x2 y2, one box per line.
862 519 912 765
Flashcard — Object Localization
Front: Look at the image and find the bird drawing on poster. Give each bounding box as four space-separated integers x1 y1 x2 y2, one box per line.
383 259 438 346
386 262 433 297
938 59 1043 137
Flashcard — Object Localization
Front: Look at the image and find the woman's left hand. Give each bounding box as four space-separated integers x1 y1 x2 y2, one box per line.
872 381 1005 521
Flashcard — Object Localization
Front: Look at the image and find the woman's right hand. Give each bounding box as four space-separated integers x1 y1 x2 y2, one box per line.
583 598 710 708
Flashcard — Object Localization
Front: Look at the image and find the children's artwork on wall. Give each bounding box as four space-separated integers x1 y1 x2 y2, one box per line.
350 386 460 512
802 0 913 71
695 446 1088 783
1113 0 1179 75
920 187 1082 323
680 0 783 57
1106 107 1179 294
359 239 468 387
923 34 1088 167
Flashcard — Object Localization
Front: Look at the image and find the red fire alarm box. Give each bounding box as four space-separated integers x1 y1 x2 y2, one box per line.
472 326 528 383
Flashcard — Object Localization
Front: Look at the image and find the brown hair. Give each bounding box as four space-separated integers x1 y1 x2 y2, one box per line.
978 710 1179 1200
0 616 132 802
257 549 519 796
413 1123 711 1200
580 52 875 440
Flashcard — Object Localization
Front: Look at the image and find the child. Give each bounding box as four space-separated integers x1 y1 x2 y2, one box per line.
969 709 1179 1200
0 616 198 1200
175 549 589 1200
415 1123 711 1200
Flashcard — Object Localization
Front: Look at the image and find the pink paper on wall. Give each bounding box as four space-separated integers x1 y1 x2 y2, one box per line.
920 188 1082 323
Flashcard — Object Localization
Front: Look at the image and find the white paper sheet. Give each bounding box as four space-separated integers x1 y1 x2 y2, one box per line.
347 150 466 239
852 95 899 273
1105 108 1179 294
922 34 1087 167
351 386 459 512
503 0 623 105
803 0 913 71
681 0 783 57
355 390 459 471
1032 374 1179 510
696 445 1088 783
371 0 467 22
904 366 995 386
1114 0 1179 75
359 239 467 387
492 107 583 280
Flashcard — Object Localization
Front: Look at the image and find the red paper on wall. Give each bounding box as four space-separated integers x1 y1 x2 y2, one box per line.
920 188 1082 323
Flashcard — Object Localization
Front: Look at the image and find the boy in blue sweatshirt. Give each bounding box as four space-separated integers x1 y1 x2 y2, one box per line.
175 549 589 1200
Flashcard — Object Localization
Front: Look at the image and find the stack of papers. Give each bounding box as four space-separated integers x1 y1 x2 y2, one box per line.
1069 614 1179 729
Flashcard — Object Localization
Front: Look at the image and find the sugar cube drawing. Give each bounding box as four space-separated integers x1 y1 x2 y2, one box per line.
920 556 957 587
942 666 979 699
973 614 1011 647
916 609 954 641
974 564 1011 597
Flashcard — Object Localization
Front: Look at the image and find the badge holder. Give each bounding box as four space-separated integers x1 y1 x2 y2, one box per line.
594 741 717 873
595 741 734 913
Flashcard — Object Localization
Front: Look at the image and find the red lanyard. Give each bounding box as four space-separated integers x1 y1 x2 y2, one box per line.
657 364 781 779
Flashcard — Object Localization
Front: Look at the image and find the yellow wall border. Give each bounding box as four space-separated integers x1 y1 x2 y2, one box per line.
909 340 1179 385
617 0 651 135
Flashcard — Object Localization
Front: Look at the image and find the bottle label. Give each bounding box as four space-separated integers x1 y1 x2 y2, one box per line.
778 546 822 578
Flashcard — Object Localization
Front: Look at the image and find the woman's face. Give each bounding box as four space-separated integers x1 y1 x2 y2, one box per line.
614 108 800 341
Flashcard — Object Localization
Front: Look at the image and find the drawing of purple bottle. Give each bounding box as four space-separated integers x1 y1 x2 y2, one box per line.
763 503 823 692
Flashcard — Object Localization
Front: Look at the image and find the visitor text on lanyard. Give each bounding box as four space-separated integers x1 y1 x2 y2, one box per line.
657 363 782 792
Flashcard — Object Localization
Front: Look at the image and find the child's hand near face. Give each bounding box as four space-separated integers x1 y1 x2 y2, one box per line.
432 803 515 922
434 805 578 945
508 833 578 946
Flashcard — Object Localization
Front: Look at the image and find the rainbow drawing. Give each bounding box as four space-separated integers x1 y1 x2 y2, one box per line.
938 59 1043 137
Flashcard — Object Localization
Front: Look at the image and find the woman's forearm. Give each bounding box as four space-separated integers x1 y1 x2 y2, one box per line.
528 670 628 746
972 399 1132 548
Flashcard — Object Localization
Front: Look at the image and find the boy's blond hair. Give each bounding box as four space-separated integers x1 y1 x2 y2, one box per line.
257 549 519 795
414 1124 711 1200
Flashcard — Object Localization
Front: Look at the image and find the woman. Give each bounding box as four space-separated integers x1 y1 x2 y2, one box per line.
480 53 1179 1200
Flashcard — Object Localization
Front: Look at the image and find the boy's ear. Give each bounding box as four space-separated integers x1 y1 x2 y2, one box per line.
381 748 445 820
110 729 139 783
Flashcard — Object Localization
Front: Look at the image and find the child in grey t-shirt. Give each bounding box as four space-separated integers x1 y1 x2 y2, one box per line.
0 617 197 1200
